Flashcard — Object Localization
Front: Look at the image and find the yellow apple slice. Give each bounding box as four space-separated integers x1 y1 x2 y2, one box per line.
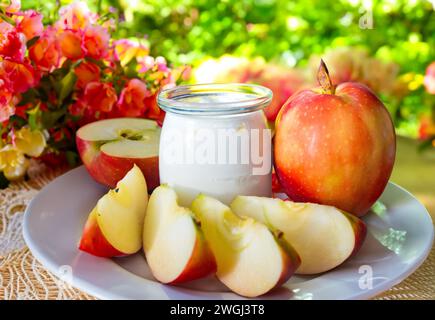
191 194 300 298
79 165 148 256
143 185 216 283
230 196 367 274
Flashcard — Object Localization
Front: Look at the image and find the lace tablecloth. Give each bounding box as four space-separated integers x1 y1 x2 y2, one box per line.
1 137 434 300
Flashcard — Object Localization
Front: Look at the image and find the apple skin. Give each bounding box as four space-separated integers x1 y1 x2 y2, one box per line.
170 228 217 284
78 208 124 258
274 82 396 217
76 137 159 191
342 211 367 256
274 233 301 288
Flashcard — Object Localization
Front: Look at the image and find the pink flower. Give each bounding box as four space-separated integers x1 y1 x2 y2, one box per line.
68 98 86 116
28 27 61 72
0 21 26 62
83 25 109 60
59 29 84 60
82 81 117 113
155 56 169 72
424 62 435 94
57 1 97 31
0 79 16 122
0 0 20 13
15 10 44 40
114 39 149 66
137 56 155 73
117 79 151 117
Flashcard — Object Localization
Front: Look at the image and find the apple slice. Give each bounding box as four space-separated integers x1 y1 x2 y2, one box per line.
78 206 124 257
143 185 216 284
231 196 367 274
79 165 148 257
76 118 160 191
191 194 300 297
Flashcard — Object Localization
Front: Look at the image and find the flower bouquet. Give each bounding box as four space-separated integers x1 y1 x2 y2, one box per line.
0 1 188 187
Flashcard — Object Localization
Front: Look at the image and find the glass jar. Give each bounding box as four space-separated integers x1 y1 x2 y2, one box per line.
157 83 273 206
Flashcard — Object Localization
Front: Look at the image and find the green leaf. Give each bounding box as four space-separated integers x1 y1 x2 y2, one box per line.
26 36 40 48
8 115 27 128
0 12 15 25
58 72 77 104
19 88 39 105
418 138 434 153
41 109 66 129
27 105 42 130
65 151 79 167
124 59 139 79
0 172 10 189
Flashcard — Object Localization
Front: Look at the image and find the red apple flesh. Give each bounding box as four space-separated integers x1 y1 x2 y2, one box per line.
274 60 396 217
76 118 160 191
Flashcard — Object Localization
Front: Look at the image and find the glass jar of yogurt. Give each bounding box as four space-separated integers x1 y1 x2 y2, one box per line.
157 83 273 206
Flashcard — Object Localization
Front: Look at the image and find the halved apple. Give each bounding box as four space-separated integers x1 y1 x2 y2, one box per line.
191 194 300 298
79 165 148 257
76 118 160 191
143 185 216 284
230 196 367 274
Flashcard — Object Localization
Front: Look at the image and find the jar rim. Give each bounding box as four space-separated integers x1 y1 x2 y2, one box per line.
157 83 273 116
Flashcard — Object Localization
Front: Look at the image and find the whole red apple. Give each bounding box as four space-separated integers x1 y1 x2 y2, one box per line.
274 60 396 217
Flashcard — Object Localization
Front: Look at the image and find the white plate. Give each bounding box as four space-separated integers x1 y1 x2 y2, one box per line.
23 166 434 300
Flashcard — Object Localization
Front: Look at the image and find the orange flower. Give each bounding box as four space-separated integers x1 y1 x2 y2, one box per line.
59 29 84 60
144 94 164 124
28 27 61 72
117 79 151 117
74 61 100 89
83 26 109 60
0 59 39 93
57 1 96 31
83 81 117 113
0 21 26 62
419 116 435 140
15 10 43 40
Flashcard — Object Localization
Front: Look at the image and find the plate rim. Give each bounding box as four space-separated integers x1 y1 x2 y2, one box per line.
22 166 434 300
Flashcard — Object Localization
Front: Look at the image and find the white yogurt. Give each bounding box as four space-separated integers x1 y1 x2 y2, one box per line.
158 84 273 206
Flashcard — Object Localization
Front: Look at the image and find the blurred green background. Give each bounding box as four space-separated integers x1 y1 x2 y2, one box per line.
22 0 435 138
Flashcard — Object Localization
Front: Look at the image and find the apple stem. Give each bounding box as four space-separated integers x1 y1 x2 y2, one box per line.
317 59 336 95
